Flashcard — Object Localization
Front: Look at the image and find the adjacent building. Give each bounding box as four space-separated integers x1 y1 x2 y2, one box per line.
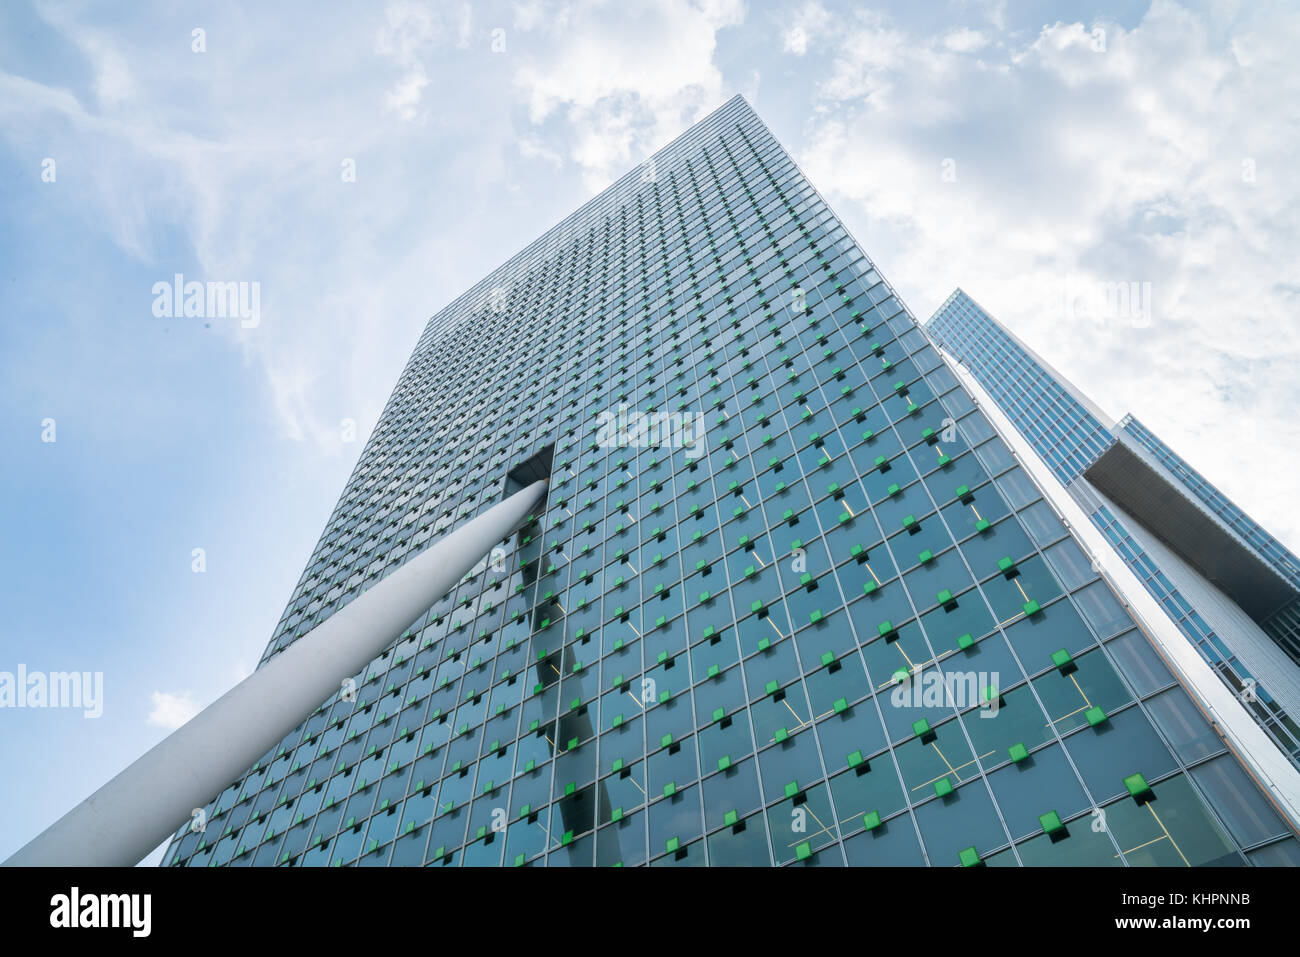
164 98 1300 867
927 287 1300 771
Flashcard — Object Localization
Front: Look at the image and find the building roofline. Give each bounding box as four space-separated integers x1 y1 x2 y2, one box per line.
416 93 755 346
927 286 1118 429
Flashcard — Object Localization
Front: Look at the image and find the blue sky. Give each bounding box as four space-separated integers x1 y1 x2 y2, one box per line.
2 0 1298 864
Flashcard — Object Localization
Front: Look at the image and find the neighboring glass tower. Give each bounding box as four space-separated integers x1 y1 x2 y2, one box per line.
165 98 1299 867
927 288 1300 769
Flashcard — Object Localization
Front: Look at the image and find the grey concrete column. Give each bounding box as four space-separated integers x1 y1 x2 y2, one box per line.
4 479 548 867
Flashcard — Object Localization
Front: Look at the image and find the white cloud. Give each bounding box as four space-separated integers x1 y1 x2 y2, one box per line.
375 0 474 122
817 11 911 108
35 3 135 108
781 1 830 56
376 0 473 57
942 28 988 53
0 0 747 457
519 135 564 167
953 0 1006 32
510 0 746 190
385 69 430 123
0 3 527 458
148 690 200 730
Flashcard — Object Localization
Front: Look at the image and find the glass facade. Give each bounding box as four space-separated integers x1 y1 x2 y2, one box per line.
926 289 1115 486
163 98 1298 867
927 288 1300 766
1119 414 1300 594
1117 414 1300 662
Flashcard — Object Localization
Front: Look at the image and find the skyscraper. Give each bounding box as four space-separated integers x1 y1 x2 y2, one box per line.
927 288 1300 771
163 98 1300 867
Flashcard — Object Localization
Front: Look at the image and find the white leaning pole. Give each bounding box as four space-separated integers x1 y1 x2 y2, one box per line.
4 479 549 868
